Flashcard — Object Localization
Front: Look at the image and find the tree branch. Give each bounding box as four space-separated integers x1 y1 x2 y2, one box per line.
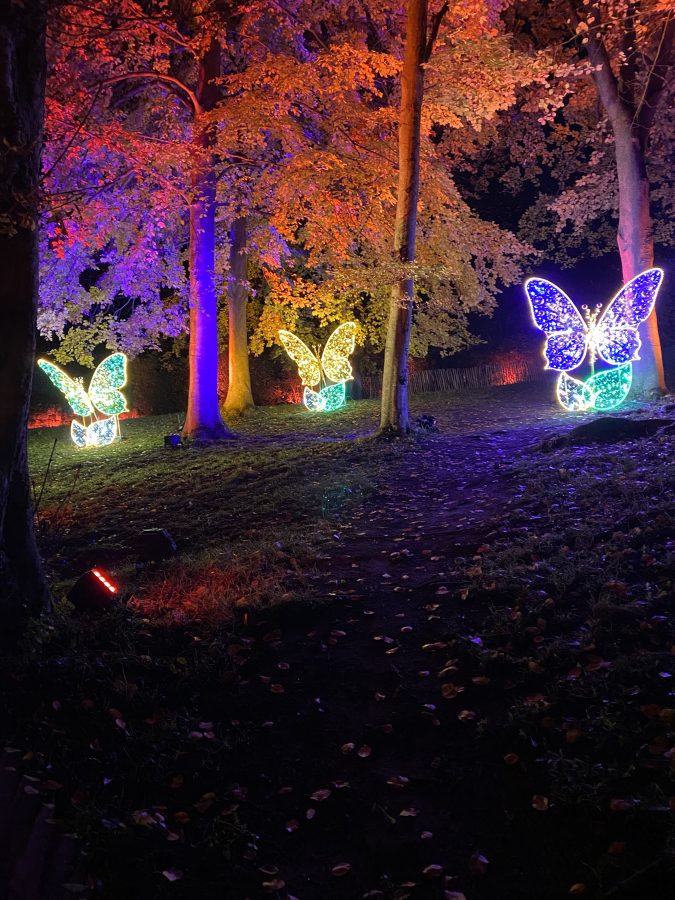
424 2 449 63
635 13 675 135
98 72 200 114
618 1 638 108
567 0 623 122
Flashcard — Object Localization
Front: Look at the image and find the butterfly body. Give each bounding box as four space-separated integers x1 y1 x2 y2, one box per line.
279 322 357 412
37 353 128 447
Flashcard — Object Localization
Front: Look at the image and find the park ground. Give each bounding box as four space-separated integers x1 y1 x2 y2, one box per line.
2 382 675 900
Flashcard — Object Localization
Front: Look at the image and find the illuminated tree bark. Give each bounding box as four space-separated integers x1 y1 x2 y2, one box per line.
579 6 674 394
379 0 428 434
0 0 51 632
380 0 447 433
224 216 254 415
183 39 234 440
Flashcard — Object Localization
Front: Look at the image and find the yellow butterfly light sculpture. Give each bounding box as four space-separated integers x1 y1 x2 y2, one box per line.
37 353 128 448
278 322 357 411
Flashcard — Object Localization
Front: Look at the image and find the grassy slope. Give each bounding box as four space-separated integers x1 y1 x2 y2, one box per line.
5 384 673 900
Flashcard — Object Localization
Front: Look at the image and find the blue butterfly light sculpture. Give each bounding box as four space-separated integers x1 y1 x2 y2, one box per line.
525 269 663 411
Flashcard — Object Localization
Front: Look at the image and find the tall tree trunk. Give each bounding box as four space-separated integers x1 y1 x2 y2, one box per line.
224 216 254 415
582 9 667 395
379 0 428 434
350 348 365 400
613 112 664 393
183 41 233 440
0 0 51 637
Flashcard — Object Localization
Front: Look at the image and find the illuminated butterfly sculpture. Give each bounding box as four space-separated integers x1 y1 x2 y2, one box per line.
525 269 663 411
37 353 128 447
278 322 357 411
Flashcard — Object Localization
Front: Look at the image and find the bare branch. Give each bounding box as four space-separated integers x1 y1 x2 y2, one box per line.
635 13 675 135
98 72 201 114
424 2 449 63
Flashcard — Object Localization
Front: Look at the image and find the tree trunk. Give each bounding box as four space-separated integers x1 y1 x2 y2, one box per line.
379 0 428 434
0 0 51 636
350 348 365 400
183 41 234 440
224 217 254 415
613 113 665 393
583 15 667 396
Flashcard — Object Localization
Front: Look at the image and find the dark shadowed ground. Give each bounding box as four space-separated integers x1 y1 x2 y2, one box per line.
2 383 674 900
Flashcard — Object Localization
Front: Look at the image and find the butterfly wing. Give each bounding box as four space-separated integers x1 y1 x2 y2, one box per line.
38 359 94 418
320 322 357 384
595 269 663 366
88 353 128 416
86 417 118 447
279 330 322 388
318 381 346 411
525 278 588 371
556 372 593 412
70 419 88 448
586 364 632 411
303 386 326 411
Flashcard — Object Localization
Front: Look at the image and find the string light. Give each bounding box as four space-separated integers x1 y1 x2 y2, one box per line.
279 322 356 413
37 359 94 417
38 352 128 447
87 353 128 416
71 416 119 448
556 371 593 412
589 363 633 410
320 381 347 411
302 381 347 412
595 269 663 366
278 330 322 388
319 322 357 384
556 364 632 412
525 270 663 411
525 269 663 372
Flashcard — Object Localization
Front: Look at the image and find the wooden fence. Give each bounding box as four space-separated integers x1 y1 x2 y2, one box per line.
361 357 539 399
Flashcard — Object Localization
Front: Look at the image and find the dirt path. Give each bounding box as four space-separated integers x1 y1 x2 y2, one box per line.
204 397 599 900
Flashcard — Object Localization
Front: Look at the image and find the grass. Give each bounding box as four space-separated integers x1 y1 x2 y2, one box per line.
3 383 673 900
28 386 556 618
28 403 391 620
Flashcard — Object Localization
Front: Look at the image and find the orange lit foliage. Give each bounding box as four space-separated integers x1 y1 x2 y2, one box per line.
45 2 584 397
244 1 580 362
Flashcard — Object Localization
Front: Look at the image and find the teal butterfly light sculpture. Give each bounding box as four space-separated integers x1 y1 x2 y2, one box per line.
37 353 128 447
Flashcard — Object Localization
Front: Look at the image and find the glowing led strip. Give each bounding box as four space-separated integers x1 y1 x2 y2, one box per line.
92 568 117 593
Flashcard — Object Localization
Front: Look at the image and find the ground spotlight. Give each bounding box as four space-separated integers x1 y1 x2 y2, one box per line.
136 527 177 563
68 568 118 611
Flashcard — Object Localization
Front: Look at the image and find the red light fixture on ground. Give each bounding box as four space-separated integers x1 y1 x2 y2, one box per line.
68 568 118 611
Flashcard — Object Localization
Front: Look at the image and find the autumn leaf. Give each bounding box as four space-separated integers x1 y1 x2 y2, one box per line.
162 868 183 882
469 851 489 875
331 863 351 876
441 683 465 700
